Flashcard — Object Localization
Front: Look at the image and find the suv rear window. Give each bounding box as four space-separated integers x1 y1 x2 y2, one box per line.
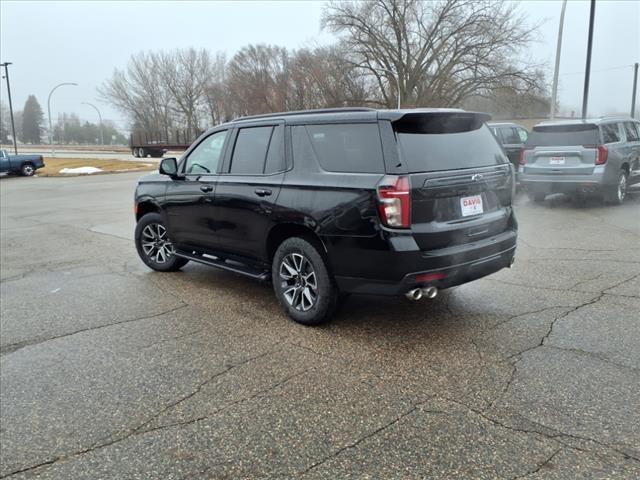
306 123 384 173
394 115 506 172
526 124 599 147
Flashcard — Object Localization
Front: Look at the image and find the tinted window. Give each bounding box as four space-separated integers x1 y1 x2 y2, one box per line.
601 124 621 144
526 124 599 147
291 125 316 167
624 122 640 142
395 122 506 173
499 127 521 144
306 124 384 173
230 126 273 175
185 130 227 174
264 125 285 174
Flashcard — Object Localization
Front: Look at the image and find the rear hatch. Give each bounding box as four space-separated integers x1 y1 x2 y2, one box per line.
521 124 600 175
393 112 514 251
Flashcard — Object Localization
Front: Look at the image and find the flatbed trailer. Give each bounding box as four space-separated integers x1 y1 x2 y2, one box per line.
130 129 203 158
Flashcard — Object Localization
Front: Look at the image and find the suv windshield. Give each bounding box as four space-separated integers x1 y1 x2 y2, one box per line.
395 114 506 172
526 124 599 147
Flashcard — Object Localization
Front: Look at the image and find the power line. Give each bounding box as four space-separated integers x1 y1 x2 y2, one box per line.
560 64 634 76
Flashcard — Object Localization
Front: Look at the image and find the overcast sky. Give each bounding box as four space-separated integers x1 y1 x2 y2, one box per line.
1 0 638 131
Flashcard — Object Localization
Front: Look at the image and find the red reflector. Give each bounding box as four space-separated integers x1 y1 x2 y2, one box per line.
415 272 446 283
518 148 528 165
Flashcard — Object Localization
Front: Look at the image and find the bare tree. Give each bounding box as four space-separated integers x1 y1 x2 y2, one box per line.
203 52 229 124
99 51 175 136
226 44 291 116
323 0 543 108
289 45 371 109
155 48 213 133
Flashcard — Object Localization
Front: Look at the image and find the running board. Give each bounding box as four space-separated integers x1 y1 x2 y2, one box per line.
174 249 270 281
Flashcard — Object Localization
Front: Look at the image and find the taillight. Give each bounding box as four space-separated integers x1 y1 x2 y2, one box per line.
583 145 608 165
377 175 411 228
518 148 529 165
595 145 608 165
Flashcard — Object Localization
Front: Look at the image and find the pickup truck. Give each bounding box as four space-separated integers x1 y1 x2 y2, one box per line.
0 149 45 176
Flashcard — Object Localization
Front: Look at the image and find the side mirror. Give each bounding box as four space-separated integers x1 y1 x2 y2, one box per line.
159 158 178 177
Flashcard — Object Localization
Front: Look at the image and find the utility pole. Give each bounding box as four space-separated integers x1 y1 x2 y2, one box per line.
81 102 104 145
631 62 638 118
550 0 567 120
581 0 596 119
1 62 18 154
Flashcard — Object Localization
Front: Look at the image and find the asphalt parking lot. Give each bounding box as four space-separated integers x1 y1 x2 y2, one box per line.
1 172 639 479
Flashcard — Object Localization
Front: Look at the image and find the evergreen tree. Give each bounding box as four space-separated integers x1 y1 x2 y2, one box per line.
21 95 44 144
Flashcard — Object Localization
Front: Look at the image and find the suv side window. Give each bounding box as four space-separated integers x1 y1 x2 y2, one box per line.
601 123 621 144
306 123 384 173
499 127 521 144
517 128 528 143
185 130 227 174
624 122 640 142
264 125 285 174
230 126 273 175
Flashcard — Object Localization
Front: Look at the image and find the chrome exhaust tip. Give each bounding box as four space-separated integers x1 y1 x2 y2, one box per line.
405 288 423 301
421 286 438 299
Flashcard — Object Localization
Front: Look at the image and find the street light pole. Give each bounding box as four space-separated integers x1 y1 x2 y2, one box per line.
1 62 18 154
81 102 104 146
581 0 596 119
47 82 78 156
550 0 567 120
374 67 401 109
631 62 638 119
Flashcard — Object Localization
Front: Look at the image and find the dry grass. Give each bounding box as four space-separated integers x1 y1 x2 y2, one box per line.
38 158 157 177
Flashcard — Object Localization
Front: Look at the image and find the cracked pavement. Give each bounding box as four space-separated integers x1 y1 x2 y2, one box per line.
1 173 639 479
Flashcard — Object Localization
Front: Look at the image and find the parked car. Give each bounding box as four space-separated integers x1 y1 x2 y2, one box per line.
133 108 517 325
0 149 45 176
519 118 640 204
488 122 529 167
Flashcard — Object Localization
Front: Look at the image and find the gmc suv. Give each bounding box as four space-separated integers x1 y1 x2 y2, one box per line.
134 108 517 325
519 118 640 204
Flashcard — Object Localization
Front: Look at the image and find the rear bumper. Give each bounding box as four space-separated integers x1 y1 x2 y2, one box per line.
332 229 517 296
518 166 615 193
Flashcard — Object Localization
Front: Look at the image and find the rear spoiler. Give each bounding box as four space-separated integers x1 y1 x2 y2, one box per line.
384 111 492 134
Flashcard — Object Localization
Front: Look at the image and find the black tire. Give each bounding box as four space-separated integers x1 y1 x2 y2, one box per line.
20 163 35 176
135 213 188 272
138 148 146 158
528 191 546 203
603 170 628 205
272 236 338 325
132 149 139 158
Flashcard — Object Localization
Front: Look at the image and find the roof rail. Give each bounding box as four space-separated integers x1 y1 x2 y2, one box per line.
234 107 376 122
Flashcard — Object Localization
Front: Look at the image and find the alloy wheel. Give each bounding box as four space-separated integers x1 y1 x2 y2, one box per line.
617 174 627 203
279 253 318 311
141 223 174 264
22 165 34 176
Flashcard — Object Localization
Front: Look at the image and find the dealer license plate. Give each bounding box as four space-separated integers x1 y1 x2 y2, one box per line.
461 195 483 217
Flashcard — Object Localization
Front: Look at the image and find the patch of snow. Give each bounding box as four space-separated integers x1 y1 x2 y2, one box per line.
59 167 103 174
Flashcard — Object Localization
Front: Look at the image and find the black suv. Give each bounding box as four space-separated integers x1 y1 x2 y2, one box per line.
134 108 517 325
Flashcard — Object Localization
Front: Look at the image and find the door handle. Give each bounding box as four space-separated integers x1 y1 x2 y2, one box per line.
200 185 213 193
254 188 272 197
